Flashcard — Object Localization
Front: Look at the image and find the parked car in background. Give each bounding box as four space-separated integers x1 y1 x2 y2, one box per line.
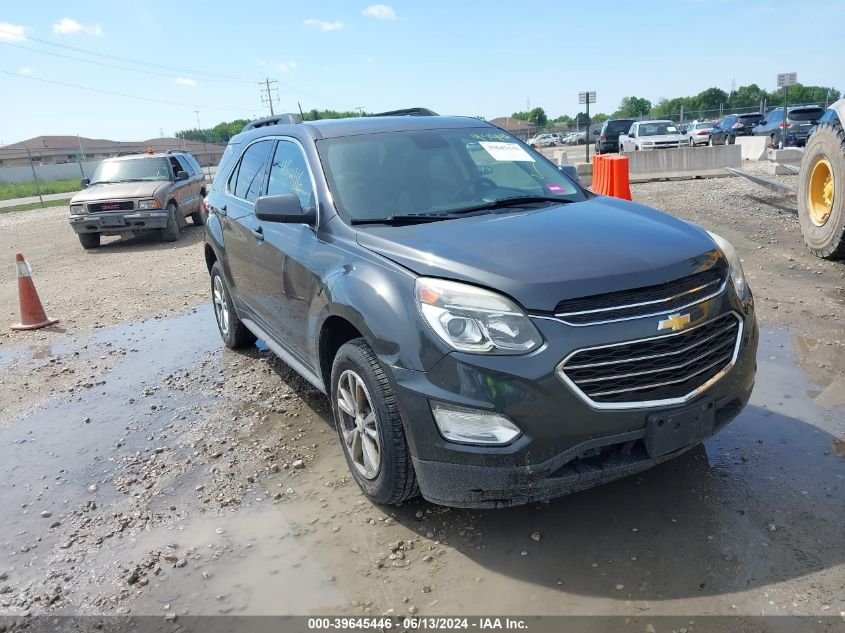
709 113 763 145
204 110 757 508
684 121 716 147
526 133 558 148
752 105 825 147
595 118 636 154
566 132 587 145
68 151 207 249
618 120 685 151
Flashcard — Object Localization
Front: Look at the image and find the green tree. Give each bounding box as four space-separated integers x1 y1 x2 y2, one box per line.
616 96 652 118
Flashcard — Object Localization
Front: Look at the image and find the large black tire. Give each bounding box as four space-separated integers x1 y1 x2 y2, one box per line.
798 121 845 259
161 203 181 242
210 262 256 349
191 196 207 226
330 339 418 505
78 233 100 249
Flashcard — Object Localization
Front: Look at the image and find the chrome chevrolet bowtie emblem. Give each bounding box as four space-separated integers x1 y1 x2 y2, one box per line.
658 312 691 332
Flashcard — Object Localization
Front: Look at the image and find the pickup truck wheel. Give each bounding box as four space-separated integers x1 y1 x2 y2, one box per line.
161 203 181 242
78 233 100 249
798 121 845 259
210 262 256 349
190 200 207 226
331 339 418 505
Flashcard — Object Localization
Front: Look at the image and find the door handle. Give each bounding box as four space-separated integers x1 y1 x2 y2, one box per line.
251 226 265 241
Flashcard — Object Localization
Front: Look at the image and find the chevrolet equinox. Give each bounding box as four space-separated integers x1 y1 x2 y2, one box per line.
203 110 758 508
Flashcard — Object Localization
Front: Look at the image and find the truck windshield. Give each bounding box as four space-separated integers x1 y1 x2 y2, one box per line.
90 158 171 184
317 127 585 221
639 122 678 135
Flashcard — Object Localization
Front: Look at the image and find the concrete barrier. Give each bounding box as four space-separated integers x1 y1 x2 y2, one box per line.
736 136 769 161
621 145 741 182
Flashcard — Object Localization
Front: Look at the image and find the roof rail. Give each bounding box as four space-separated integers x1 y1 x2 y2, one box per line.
369 107 439 117
241 113 301 132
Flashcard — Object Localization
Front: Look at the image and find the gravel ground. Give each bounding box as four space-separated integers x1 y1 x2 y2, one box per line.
0 172 843 622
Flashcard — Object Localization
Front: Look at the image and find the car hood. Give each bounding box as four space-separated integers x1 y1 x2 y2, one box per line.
356 198 720 312
70 181 167 203
638 134 686 142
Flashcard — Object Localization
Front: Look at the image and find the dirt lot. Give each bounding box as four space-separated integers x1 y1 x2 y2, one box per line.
0 175 843 623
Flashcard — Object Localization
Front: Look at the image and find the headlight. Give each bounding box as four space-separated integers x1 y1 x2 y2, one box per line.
415 278 542 354
70 204 85 214
707 231 747 300
138 199 161 210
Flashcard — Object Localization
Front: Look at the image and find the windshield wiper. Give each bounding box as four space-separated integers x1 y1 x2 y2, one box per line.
351 214 457 226
448 195 575 215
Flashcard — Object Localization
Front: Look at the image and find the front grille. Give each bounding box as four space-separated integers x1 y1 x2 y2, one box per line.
558 312 741 407
554 267 725 325
90 201 134 213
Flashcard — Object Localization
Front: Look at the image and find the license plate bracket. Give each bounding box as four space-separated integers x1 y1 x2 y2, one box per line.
100 215 126 228
645 398 715 458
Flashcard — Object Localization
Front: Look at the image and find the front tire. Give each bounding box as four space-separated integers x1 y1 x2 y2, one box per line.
161 203 181 242
210 262 256 349
78 232 100 249
798 121 845 259
331 339 418 505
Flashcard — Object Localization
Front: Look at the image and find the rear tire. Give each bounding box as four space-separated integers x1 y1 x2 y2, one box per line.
190 200 207 226
161 203 181 242
798 121 845 259
210 262 256 349
78 233 100 249
331 339 418 505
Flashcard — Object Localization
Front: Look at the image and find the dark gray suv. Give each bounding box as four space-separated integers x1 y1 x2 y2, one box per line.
204 112 758 508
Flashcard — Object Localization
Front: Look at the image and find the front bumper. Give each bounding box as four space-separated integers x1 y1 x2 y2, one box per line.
69 211 169 234
389 293 758 508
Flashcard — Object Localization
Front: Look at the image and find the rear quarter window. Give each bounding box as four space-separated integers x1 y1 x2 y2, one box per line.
789 108 824 122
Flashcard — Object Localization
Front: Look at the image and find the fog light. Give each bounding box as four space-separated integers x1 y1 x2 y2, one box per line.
430 402 521 445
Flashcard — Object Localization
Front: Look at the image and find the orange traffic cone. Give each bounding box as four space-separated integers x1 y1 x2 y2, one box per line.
11 254 59 331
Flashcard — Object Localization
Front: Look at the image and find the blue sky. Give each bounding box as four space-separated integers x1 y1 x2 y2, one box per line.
1 0 843 143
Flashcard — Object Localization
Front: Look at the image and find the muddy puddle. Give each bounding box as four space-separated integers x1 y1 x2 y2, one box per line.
1 309 843 617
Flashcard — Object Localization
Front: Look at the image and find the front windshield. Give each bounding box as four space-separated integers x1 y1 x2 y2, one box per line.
639 122 679 136
90 158 171 184
317 127 584 220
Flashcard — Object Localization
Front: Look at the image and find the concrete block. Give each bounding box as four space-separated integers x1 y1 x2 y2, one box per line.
761 161 799 176
766 148 803 164
736 136 769 161
625 145 741 182
553 150 570 166
576 162 592 186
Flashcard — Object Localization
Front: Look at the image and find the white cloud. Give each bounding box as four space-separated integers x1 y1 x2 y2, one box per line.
18 66 32 75
174 77 197 87
303 19 343 31
0 22 26 42
275 61 298 72
52 18 103 36
362 4 397 20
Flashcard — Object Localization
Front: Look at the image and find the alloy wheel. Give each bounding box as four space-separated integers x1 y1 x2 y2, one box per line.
336 369 381 479
212 275 230 338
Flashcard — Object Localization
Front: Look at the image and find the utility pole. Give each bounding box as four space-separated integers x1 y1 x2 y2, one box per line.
355 106 364 117
260 78 278 116
777 72 797 148
579 91 596 163
195 110 211 178
24 146 44 208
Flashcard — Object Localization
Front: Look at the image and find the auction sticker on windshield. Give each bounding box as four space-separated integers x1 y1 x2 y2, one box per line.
479 141 535 162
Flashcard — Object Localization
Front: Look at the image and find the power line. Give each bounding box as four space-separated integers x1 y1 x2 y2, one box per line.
0 41 256 84
1 69 252 112
22 34 254 81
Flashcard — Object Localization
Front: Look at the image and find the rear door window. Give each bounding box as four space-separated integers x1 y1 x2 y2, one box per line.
229 140 274 202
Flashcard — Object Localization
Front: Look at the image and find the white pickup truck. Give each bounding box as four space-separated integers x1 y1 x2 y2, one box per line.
618 120 686 151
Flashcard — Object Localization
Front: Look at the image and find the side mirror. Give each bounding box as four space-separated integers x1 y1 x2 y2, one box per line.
175 170 189 181
80 177 90 188
255 193 316 224
558 164 579 183
758 120 766 126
